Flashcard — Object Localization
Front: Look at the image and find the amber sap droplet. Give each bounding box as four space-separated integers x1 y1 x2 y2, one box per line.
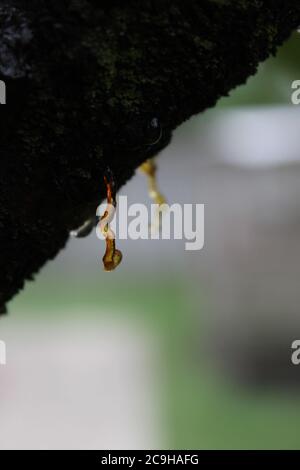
99 174 123 271
139 158 167 234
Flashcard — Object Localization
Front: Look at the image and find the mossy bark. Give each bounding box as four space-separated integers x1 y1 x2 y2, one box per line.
1 0 300 312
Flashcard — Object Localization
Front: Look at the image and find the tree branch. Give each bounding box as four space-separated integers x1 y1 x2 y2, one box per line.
1 0 300 312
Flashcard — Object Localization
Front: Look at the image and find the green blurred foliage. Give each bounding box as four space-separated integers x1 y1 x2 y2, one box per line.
11 275 300 449
219 32 300 106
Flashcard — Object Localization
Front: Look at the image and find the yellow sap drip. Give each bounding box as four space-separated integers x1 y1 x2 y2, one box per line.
139 158 167 234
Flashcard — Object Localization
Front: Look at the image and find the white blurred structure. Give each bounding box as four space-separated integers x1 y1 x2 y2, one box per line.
0 314 163 450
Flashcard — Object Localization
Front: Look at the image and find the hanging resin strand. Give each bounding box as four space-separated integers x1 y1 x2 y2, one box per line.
70 216 98 238
98 171 123 271
139 158 167 234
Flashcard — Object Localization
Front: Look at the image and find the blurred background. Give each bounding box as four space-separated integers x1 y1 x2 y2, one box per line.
1 32 300 450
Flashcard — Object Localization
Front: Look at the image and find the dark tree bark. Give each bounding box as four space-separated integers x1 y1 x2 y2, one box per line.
1 0 300 313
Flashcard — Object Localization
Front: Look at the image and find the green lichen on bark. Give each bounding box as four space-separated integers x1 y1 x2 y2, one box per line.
1 0 300 312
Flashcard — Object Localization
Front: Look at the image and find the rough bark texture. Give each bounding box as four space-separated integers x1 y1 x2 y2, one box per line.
1 0 300 313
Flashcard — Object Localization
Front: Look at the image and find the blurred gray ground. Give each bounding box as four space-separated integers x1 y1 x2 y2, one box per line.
0 315 163 450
